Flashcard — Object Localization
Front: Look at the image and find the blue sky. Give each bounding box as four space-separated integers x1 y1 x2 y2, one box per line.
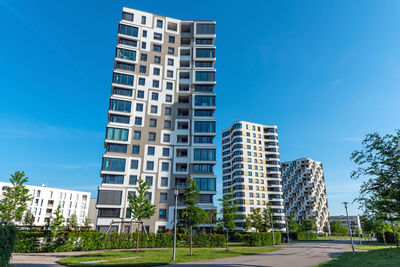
1 0 399 216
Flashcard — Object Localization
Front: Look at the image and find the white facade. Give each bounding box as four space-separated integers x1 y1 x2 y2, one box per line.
222 121 286 230
330 215 362 234
0 182 90 226
281 158 329 233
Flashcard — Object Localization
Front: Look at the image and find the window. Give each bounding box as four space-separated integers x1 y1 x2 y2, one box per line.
133 130 141 140
161 177 168 186
195 39 213 45
154 56 161 64
168 47 175 55
194 136 214 143
161 162 169 171
162 148 170 157
153 68 160 75
194 121 216 133
150 105 158 114
139 65 146 73
156 19 163 28
169 36 175 43
149 118 157 127
166 82 173 90
97 190 122 205
147 146 155 155
163 134 170 142
142 30 147 37
154 32 162 40
195 71 215 82
164 120 171 129
113 73 134 86
138 77 145 85
98 208 120 218
193 164 213 172
195 95 215 106
165 107 172 115
194 178 216 191
133 116 142 125
194 110 213 117
153 44 162 52
167 58 174 66
102 175 124 184
112 87 132 97
130 160 138 169
146 162 154 171
153 80 160 88
140 53 147 61
196 23 215 34
118 24 138 37
116 48 136 61
110 114 130 124
129 175 137 185
149 132 156 141
119 38 137 47
158 209 166 219
194 85 213 92
141 41 146 49
160 192 167 202
106 127 129 141
194 148 216 161
131 145 140 154
196 48 216 58
122 12 134 21
165 94 172 103
106 143 127 153
195 61 213 68
137 90 144 98
167 70 173 78
116 62 135 71
136 103 143 111
141 16 146 24
151 92 159 100
110 99 131 113
102 157 126 172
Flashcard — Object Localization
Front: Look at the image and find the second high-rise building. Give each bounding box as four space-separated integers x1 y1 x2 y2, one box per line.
96 7 217 233
222 121 285 231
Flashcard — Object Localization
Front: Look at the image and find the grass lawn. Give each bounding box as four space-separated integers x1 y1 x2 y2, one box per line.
317 248 400 267
355 243 397 250
58 247 280 267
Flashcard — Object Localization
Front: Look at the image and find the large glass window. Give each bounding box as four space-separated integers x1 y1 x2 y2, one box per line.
194 178 216 191
98 208 120 218
194 121 216 133
112 73 134 86
110 99 131 113
97 190 122 205
112 87 132 97
106 127 129 141
194 110 214 117
194 148 216 161
194 136 214 143
118 24 138 37
122 12 134 22
196 23 215 34
195 71 215 82
118 38 137 47
193 164 213 173
194 95 215 106
102 157 125 172
116 48 136 61
196 48 215 58
106 143 127 153
102 175 124 184
109 115 130 124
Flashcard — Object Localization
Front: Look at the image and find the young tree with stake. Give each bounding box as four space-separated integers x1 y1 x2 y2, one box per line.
218 188 238 251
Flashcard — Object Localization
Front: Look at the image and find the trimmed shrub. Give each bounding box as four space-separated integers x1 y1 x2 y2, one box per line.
246 232 282 246
289 232 298 241
297 232 318 240
0 225 18 267
193 233 225 247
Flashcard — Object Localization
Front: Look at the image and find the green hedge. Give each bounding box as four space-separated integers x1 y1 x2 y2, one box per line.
13 231 225 252
0 225 18 267
246 232 282 246
376 231 399 244
297 232 318 240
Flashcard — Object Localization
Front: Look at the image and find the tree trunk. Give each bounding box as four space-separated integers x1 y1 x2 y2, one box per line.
136 222 140 253
383 229 387 246
390 220 399 249
226 230 229 251
190 226 193 256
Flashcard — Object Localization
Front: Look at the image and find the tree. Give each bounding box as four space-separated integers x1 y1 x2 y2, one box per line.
83 217 92 228
23 210 35 226
350 130 400 248
250 208 263 232
287 212 299 232
67 214 78 230
244 216 252 232
180 177 207 256
330 220 347 236
299 217 317 232
127 177 156 253
0 171 32 224
50 205 64 230
218 188 238 250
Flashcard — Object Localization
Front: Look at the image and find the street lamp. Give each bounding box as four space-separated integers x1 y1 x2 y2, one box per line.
172 188 179 261
343 202 355 256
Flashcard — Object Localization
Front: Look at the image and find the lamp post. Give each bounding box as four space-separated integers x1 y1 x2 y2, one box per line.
285 215 290 244
172 188 179 261
269 211 275 248
343 202 355 256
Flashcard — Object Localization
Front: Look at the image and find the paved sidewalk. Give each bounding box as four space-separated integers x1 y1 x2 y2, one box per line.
10 240 352 267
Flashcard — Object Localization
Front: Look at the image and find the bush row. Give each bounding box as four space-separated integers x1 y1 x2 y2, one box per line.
376 231 399 244
14 231 225 253
0 225 18 267
232 232 282 246
296 232 318 240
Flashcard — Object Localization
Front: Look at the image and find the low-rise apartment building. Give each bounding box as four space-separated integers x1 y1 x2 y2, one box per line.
330 215 362 234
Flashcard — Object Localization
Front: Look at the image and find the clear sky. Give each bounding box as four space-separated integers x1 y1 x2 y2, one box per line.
1 0 399 216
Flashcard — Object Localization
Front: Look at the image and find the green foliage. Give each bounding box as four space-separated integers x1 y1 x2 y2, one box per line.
376 231 399 244
127 177 156 223
330 220 348 235
218 188 239 250
49 205 64 230
0 224 18 267
244 216 252 231
83 217 92 228
14 231 47 253
67 214 78 229
246 232 282 246
288 212 299 232
0 171 32 224
250 208 263 232
22 209 35 226
297 232 318 240
299 217 317 232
